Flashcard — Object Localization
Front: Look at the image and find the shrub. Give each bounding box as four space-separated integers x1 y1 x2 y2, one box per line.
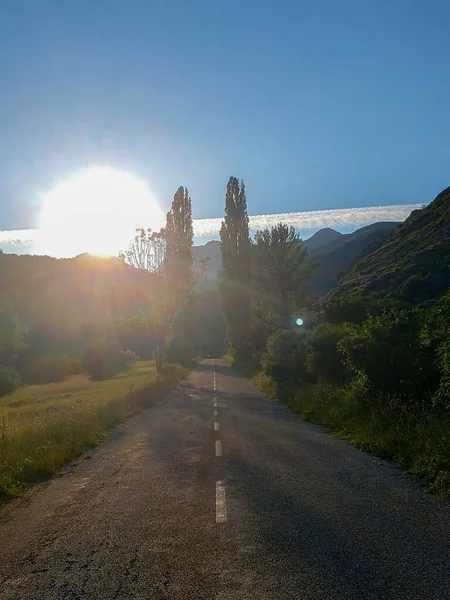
305 322 349 383
261 329 310 385
0 366 21 397
339 307 438 406
422 291 450 409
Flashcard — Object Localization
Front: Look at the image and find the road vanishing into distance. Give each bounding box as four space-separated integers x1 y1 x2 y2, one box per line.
1 361 449 599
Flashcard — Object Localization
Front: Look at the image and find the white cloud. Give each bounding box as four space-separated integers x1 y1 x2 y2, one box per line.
0 229 36 254
193 203 424 237
0 203 424 256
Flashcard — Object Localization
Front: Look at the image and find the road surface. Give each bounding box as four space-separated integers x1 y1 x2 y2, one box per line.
1 361 449 599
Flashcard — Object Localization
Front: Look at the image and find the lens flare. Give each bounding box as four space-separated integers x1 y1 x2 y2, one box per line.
37 166 164 257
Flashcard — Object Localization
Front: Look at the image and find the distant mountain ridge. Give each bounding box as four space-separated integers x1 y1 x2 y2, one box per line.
309 222 400 295
302 228 343 254
193 222 402 293
329 186 450 304
193 240 222 280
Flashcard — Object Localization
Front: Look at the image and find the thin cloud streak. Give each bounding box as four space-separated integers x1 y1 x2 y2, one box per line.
0 203 424 256
193 203 424 237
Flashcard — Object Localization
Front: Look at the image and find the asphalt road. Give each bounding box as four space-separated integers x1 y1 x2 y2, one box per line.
1 361 449 599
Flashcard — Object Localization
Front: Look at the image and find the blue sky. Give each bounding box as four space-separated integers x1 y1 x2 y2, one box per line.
1 0 449 237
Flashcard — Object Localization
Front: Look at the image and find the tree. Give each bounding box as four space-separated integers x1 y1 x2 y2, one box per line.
339 307 438 405
219 177 251 351
0 308 27 366
165 186 194 286
305 322 349 383
119 228 165 273
119 229 169 373
261 329 310 386
253 223 312 330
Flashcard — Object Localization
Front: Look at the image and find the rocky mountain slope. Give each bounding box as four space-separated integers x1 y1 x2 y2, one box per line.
329 186 450 304
310 222 400 295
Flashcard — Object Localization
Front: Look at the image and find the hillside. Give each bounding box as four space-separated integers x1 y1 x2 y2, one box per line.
329 186 450 304
310 222 400 295
193 223 402 292
0 252 155 355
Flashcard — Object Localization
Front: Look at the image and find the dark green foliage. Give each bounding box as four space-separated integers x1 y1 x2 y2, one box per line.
322 295 369 325
261 329 310 386
168 285 227 362
0 309 27 365
0 366 21 397
422 289 450 408
253 223 312 329
219 177 251 350
249 319 276 352
339 307 439 405
305 323 349 383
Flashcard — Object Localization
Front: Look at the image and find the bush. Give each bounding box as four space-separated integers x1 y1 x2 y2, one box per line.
422 291 450 409
339 307 438 406
261 329 310 385
305 323 349 383
0 366 21 397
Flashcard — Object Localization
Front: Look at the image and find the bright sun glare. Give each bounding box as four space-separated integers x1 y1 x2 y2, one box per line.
38 166 164 257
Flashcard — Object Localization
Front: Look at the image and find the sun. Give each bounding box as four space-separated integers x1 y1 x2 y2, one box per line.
37 166 164 257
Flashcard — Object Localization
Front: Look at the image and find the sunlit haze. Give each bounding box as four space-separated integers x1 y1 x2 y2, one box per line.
37 167 164 257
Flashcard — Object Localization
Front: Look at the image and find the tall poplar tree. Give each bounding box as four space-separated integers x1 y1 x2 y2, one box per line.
165 186 194 285
219 176 251 351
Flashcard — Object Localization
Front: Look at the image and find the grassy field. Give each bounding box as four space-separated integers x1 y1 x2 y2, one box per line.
0 361 186 502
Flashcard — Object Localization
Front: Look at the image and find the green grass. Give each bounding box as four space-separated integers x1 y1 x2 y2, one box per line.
252 373 450 499
0 361 186 502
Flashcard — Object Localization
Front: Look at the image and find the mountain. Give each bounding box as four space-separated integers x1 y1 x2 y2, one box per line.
192 223 401 290
303 228 343 255
329 187 450 304
193 240 221 280
310 222 401 295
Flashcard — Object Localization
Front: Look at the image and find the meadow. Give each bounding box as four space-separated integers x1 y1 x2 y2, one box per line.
0 361 186 501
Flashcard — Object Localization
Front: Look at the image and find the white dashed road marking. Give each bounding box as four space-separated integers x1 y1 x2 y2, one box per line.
214 421 219 431
214 409 218 416
215 440 222 457
216 480 227 523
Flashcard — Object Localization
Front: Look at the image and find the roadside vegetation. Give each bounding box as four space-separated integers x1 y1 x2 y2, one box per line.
219 180 450 498
0 184 219 502
0 361 186 501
